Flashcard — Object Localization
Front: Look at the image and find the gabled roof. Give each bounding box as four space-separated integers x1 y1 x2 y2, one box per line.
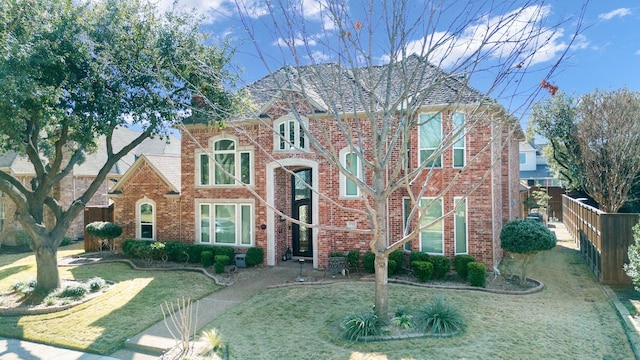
0 127 180 177
109 153 181 194
240 54 493 117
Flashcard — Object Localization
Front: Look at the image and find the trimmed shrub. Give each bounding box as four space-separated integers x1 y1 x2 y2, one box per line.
61 237 72 246
387 259 398 276
453 255 476 280
362 251 375 273
214 246 236 262
201 251 214 267
214 255 230 274
85 221 122 245
329 252 345 257
389 250 404 269
411 261 433 282
60 284 87 298
419 297 465 335
245 247 264 267
121 239 154 258
164 241 190 263
347 250 360 269
430 255 451 279
88 277 106 292
342 311 383 342
186 245 210 264
500 219 556 285
468 262 486 287
12 230 33 248
409 252 430 267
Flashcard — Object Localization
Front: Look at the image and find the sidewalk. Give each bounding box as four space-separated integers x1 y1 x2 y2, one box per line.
109 261 318 360
0 336 120 360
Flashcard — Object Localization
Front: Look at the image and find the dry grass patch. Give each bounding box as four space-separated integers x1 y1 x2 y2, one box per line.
202 237 632 359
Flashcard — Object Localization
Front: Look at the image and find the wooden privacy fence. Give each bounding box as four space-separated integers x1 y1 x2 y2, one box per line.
563 195 639 285
83 204 114 252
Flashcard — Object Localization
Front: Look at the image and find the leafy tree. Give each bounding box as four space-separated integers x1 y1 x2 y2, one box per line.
0 0 236 294
500 219 556 285
85 221 122 252
216 0 587 322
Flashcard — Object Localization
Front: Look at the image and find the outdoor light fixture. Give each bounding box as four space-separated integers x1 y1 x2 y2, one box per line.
298 258 305 281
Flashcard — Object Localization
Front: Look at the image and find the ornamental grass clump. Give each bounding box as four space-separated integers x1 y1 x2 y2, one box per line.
342 311 383 342
419 297 465 335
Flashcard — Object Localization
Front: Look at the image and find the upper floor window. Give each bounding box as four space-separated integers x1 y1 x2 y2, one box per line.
340 147 363 197
198 138 252 186
519 153 526 164
452 112 465 168
275 116 307 151
419 113 442 167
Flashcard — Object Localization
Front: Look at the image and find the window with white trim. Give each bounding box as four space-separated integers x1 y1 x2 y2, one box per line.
198 202 253 246
197 138 252 186
454 197 468 254
137 200 155 240
340 147 363 197
275 116 307 151
419 113 442 167
402 197 443 254
452 112 465 168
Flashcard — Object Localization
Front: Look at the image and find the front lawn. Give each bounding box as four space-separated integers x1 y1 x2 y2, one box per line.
202 238 634 359
0 243 220 354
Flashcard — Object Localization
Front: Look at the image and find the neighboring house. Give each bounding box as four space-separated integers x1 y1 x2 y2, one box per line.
0 127 179 246
519 142 560 187
110 57 522 271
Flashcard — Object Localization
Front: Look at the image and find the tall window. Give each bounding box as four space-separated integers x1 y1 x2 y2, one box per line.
275 116 307 151
402 198 443 254
340 147 363 197
199 202 253 246
419 113 442 167
138 201 154 240
420 198 443 254
452 112 465 168
454 197 467 254
198 138 252 186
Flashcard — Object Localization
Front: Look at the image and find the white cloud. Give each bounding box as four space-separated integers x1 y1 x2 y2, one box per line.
598 8 631 21
273 35 317 47
403 5 570 69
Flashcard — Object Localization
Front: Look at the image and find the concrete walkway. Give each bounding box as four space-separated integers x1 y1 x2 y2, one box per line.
109 261 319 360
0 336 120 360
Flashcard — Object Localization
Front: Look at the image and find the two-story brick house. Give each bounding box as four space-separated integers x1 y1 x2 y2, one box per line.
109 57 522 271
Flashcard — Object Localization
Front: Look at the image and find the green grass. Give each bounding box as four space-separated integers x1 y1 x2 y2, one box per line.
201 237 634 360
0 243 220 354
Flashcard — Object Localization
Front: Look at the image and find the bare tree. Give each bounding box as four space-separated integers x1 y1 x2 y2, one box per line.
183 0 587 321
576 88 640 213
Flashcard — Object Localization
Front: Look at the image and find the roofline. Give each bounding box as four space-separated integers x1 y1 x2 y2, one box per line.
108 154 180 194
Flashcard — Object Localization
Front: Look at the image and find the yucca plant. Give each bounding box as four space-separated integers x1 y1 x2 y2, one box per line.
419 297 464 335
200 328 224 356
341 311 383 342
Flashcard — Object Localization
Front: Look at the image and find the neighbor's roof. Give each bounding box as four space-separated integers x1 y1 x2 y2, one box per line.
0 127 180 177
240 54 494 117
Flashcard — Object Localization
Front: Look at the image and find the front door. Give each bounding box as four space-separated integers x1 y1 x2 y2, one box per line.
292 169 312 257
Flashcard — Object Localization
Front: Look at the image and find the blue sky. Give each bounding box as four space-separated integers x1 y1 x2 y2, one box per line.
155 1 640 126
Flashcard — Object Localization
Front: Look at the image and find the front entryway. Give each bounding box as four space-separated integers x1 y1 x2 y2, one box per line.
291 168 312 257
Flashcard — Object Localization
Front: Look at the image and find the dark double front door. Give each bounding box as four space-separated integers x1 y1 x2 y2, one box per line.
291 169 312 257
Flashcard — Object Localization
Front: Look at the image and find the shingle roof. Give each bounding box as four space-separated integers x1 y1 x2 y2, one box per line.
109 153 181 194
0 127 180 177
241 54 493 116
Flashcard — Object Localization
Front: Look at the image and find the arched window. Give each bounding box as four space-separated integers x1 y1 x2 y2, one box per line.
137 199 155 240
197 137 252 186
274 115 308 151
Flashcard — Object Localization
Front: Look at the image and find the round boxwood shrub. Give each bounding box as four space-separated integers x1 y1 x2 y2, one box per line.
201 250 214 267
467 262 486 287
215 246 236 261
362 251 375 273
411 261 434 282
409 252 430 268
214 255 230 274
430 255 450 279
164 241 190 263
387 259 398 276
245 247 264 267
347 250 360 270
500 219 556 285
453 254 476 280
388 249 404 275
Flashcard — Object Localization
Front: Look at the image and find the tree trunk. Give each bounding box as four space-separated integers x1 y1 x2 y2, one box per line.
34 241 60 294
520 253 533 286
374 254 389 323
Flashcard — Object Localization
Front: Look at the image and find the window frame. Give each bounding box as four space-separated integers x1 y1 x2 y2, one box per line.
339 147 363 198
418 197 444 255
454 197 468 254
274 115 308 151
452 112 466 168
136 198 156 240
197 200 254 247
418 112 443 168
195 137 253 187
